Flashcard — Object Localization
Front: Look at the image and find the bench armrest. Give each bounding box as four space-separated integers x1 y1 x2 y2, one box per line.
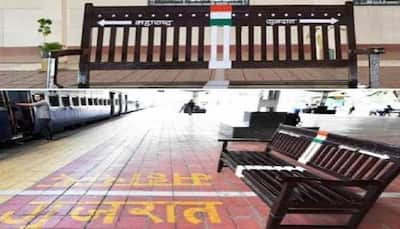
46 49 86 88
349 47 385 88
49 49 83 58
281 176 382 188
351 48 385 56
218 138 272 143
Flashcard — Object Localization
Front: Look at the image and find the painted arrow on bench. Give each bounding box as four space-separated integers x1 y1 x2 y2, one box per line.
299 18 339 24
97 19 133 26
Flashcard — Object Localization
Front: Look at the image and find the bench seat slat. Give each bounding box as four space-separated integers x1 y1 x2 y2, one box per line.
261 26 267 61
322 25 329 62
108 27 117 62
273 25 279 61
160 26 167 63
243 169 362 209
310 25 317 61
121 27 129 63
134 27 142 63
147 27 155 62
185 26 192 62
198 26 205 62
173 26 180 62
297 25 305 61
95 27 104 63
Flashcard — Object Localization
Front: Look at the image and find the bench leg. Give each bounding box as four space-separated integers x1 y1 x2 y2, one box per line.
217 141 228 173
347 207 374 229
78 68 90 88
217 159 225 173
266 213 284 229
348 80 358 88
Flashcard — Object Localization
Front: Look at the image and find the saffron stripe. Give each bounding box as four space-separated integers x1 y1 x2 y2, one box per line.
210 5 233 12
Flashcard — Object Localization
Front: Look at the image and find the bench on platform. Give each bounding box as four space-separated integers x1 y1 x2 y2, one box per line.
47 2 383 88
217 125 400 229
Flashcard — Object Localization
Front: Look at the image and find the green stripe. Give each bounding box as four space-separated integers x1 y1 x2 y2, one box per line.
312 138 324 144
210 19 232 26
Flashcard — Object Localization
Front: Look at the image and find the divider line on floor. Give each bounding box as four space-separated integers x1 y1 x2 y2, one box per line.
0 190 400 198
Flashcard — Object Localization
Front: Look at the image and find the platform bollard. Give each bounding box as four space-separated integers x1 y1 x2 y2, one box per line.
368 50 382 88
46 57 58 88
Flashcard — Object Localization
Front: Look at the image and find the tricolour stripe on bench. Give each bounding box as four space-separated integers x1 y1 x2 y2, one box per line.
210 5 232 26
298 130 328 164
209 5 232 69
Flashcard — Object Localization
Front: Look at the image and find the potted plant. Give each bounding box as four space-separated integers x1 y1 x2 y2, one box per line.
37 18 63 71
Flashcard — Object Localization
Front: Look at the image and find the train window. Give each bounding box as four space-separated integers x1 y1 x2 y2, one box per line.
88 98 93 106
115 99 119 106
81 97 87 106
49 95 60 107
61 96 70 107
94 98 98 105
72 97 79 106
99 99 103 106
108 100 111 105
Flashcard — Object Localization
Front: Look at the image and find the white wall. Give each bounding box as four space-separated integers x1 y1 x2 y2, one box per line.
0 0 63 46
0 0 399 47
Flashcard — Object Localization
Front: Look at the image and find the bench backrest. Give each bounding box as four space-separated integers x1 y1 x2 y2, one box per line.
307 131 400 186
232 2 356 68
271 125 400 189
79 2 356 71
268 125 316 160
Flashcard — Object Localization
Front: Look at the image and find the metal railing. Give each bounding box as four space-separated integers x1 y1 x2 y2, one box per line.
354 0 400 5
148 0 248 6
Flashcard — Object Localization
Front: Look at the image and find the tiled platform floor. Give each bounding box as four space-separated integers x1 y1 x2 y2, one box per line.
1 48 400 88
2 67 400 88
0 108 399 228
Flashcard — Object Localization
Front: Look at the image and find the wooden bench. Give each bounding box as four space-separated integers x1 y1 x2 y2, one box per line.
217 124 400 229
47 2 383 88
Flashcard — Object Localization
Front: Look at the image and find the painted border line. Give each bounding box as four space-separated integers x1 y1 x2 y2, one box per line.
0 190 400 199
0 190 257 197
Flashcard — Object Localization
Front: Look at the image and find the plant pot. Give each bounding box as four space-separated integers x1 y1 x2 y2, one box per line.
40 50 50 59
40 58 48 72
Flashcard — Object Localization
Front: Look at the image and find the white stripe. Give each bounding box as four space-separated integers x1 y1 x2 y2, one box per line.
223 26 231 63
359 149 390 160
338 145 389 160
338 145 358 151
1 189 399 199
209 26 232 69
235 165 305 178
210 26 218 65
210 12 232 19
278 130 300 138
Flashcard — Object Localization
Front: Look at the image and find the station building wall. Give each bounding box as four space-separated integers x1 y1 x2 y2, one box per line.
0 0 399 48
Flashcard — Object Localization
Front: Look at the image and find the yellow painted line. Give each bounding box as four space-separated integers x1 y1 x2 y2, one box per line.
0 113 149 204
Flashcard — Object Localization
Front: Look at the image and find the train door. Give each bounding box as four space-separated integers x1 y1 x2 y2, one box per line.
110 92 116 116
118 93 123 115
124 95 128 113
0 91 13 141
5 91 35 138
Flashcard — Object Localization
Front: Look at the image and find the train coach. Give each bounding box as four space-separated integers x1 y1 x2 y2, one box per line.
0 90 142 143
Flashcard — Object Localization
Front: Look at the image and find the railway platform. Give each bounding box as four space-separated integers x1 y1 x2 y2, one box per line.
0 107 399 228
